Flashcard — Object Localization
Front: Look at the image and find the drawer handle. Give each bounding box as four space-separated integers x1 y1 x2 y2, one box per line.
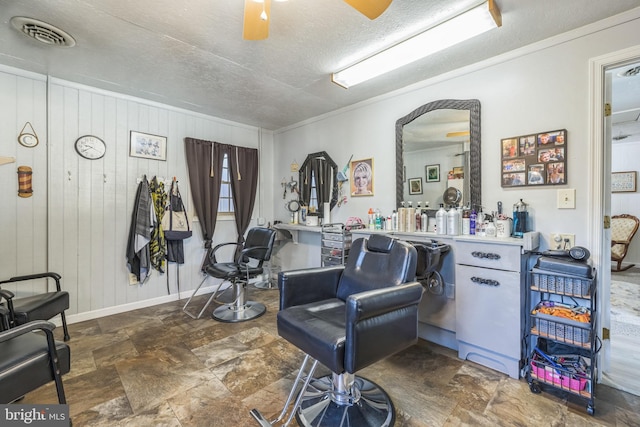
471 276 500 286
471 251 501 260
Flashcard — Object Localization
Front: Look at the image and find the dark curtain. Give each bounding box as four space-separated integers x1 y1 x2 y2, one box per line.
185 137 223 270
227 144 259 258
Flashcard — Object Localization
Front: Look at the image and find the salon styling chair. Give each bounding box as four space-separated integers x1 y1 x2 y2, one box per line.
251 234 421 427
183 227 276 322
0 272 70 341
0 304 70 404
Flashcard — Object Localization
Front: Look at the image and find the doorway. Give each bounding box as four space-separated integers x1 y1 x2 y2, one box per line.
604 60 640 396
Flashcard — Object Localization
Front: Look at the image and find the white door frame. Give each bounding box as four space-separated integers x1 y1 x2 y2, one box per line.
588 44 640 378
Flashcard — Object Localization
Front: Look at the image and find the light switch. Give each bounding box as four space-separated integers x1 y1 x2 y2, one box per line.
557 188 575 209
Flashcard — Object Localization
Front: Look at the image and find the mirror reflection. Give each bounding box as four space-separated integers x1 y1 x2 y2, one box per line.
396 99 481 211
299 151 338 217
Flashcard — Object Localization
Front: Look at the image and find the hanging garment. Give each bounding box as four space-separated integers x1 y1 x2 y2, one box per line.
149 177 167 273
126 176 155 283
165 179 190 264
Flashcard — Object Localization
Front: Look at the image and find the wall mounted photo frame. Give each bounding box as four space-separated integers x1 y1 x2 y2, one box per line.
350 158 374 196
425 164 440 182
408 177 423 195
501 129 567 187
612 171 637 193
129 131 167 161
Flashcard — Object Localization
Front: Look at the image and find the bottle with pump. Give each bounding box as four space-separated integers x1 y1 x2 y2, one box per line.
415 202 422 232
469 209 477 235
421 207 428 232
398 202 406 232
436 204 447 235
447 205 460 235
375 208 382 230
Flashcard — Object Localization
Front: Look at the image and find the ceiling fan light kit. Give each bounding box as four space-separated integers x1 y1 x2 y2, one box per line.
331 0 502 88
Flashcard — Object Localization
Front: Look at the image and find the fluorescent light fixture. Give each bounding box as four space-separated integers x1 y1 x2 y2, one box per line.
331 0 501 88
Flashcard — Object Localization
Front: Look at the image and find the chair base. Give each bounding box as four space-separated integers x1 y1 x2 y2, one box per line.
295 375 395 427
612 262 635 272
212 301 266 323
253 279 277 290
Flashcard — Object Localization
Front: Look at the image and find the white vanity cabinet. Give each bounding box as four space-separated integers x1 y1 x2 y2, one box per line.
455 239 529 379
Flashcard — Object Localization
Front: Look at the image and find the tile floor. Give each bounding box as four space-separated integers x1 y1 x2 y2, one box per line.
24 288 640 426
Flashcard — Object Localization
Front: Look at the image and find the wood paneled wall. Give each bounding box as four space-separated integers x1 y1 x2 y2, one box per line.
1 67 273 322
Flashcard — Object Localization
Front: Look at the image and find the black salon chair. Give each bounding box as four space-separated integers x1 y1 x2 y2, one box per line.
183 227 277 322
0 301 70 404
0 272 70 341
251 234 421 427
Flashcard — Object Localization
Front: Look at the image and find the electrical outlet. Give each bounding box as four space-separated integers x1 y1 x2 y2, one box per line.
549 233 575 250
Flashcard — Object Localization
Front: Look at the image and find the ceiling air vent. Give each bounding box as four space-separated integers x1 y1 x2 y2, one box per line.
10 17 76 47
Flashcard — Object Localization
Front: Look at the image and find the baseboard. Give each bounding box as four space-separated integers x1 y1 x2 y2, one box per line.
50 283 224 327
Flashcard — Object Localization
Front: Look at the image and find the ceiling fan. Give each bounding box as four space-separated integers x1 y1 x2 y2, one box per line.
612 131 631 141
243 0 392 40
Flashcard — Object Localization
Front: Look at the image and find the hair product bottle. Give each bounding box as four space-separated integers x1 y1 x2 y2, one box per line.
436 204 447 235
447 205 460 236
462 209 471 235
469 209 477 235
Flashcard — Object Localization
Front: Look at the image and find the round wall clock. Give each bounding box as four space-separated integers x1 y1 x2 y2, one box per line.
75 135 106 160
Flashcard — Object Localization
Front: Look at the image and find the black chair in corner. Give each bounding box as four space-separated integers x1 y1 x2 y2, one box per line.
0 272 70 341
183 227 277 322
0 302 71 404
251 234 421 427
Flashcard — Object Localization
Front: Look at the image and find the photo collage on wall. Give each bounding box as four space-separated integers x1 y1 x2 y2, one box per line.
501 129 566 187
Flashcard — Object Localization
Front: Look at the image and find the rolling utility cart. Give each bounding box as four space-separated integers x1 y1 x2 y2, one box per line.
321 223 351 266
525 256 598 415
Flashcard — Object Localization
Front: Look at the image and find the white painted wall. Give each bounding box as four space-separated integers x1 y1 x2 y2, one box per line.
274 11 640 257
611 139 640 266
1 69 276 322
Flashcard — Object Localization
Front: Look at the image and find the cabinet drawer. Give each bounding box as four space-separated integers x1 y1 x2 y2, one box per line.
455 241 521 272
455 264 522 358
322 239 351 249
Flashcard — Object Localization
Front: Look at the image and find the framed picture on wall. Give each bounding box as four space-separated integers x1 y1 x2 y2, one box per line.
425 164 440 182
408 177 422 195
350 158 374 196
612 171 637 193
129 131 167 161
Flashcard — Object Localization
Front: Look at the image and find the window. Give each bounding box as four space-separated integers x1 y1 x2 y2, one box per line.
309 172 318 212
218 153 234 214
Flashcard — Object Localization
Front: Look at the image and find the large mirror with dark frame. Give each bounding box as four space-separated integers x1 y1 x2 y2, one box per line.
299 151 339 218
396 99 481 211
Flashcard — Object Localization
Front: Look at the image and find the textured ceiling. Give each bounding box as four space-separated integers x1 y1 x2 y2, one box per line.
0 0 639 131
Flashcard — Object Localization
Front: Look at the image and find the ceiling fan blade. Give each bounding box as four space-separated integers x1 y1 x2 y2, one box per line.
446 131 470 137
344 0 392 20
243 0 270 40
